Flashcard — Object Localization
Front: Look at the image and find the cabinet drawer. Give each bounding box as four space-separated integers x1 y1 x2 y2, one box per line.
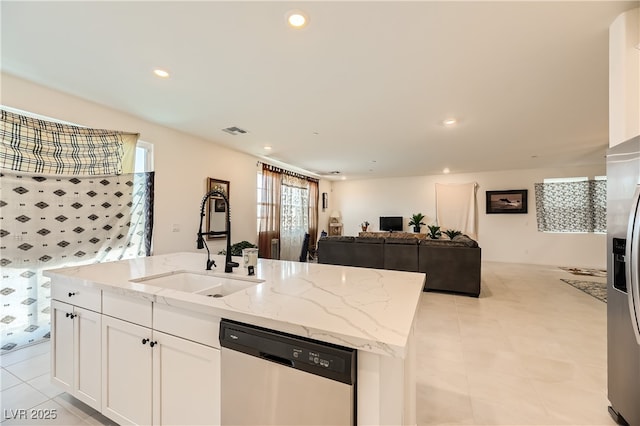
153 304 220 348
103 292 152 328
51 282 101 312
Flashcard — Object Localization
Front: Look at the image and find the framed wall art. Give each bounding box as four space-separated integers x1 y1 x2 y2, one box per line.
206 177 230 239
486 189 528 214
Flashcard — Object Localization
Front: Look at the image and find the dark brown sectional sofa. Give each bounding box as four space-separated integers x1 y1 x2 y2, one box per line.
317 234 481 297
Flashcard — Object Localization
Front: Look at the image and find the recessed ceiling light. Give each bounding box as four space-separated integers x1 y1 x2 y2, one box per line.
264 145 272 150
442 118 457 126
286 10 309 29
443 168 450 174
153 69 170 78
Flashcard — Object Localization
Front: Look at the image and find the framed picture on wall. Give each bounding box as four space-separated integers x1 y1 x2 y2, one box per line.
486 189 528 214
214 198 226 212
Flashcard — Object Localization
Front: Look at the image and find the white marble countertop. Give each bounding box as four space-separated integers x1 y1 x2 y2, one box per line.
44 252 425 358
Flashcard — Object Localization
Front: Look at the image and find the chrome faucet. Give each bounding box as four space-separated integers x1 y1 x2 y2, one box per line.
196 189 239 272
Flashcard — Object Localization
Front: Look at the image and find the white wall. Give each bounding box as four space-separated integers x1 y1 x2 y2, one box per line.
609 8 640 147
330 164 606 269
1 73 606 267
1 73 268 256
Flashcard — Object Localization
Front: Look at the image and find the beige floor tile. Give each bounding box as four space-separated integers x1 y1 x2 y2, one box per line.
27 373 64 399
531 379 616 425
0 383 49 416
470 397 560 426
416 381 475 426
1 368 22 391
0 343 50 368
4 354 50 382
466 371 541 404
2 400 86 426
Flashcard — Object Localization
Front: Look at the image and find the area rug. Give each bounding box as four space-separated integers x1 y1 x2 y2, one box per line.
560 279 607 303
559 266 607 278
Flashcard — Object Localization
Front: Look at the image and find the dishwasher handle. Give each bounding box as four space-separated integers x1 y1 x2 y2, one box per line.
261 352 294 367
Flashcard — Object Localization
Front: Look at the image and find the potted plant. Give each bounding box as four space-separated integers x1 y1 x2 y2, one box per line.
361 221 370 232
218 240 258 256
443 229 462 240
427 225 442 239
408 213 426 233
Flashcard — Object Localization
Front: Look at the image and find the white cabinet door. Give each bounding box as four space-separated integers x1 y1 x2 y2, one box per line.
102 315 153 426
74 307 101 409
152 331 220 426
51 300 74 394
51 302 102 411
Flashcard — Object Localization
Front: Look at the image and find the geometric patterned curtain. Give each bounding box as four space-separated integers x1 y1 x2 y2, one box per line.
534 180 606 233
0 108 152 353
0 170 154 352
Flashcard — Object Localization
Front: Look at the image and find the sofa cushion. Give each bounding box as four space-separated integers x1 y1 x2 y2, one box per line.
352 237 385 268
452 234 479 247
385 238 419 245
419 235 478 248
383 238 419 272
320 236 355 242
355 237 384 244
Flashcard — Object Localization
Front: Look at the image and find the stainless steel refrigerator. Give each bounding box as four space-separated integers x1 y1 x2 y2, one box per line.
607 135 640 426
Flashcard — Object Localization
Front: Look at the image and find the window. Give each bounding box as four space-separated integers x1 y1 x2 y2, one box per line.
135 140 154 172
534 177 606 233
257 164 319 261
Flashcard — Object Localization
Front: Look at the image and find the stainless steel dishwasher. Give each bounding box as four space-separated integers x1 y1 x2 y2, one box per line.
219 319 356 425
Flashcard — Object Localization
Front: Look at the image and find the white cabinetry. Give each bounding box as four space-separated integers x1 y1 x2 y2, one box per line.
51 279 221 426
153 330 220 425
101 315 153 425
51 295 101 410
101 296 221 426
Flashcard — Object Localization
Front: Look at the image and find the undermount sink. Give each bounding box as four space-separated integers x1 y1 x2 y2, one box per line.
194 279 258 298
131 271 263 297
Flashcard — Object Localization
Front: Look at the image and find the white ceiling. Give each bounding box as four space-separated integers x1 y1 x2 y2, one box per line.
1 1 638 179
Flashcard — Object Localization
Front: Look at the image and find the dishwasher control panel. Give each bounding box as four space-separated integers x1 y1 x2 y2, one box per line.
293 348 345 373
220 319 356 385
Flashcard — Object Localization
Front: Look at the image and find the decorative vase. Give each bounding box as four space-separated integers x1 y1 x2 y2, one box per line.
362 226 368 232
413 226 421 233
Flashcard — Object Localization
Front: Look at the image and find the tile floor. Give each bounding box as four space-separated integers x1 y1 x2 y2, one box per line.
1 261 615 425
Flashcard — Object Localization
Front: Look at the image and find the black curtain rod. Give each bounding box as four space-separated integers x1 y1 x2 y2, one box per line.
257 161 319 183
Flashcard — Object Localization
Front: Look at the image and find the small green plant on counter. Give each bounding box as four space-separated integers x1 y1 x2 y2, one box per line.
218 240 257 256
427 225 442 239
443 229 462 239
408 213 426 233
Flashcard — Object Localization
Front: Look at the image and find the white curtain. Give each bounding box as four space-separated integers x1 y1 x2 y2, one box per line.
435 182 478 239
0 108 150 353
279 175 309 261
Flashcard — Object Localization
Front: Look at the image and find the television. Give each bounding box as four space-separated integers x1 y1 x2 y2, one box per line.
379 216 403 232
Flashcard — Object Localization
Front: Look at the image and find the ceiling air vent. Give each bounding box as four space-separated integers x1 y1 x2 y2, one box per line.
221 126 248 135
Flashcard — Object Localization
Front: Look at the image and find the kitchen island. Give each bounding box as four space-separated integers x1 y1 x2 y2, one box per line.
44 252 424 425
